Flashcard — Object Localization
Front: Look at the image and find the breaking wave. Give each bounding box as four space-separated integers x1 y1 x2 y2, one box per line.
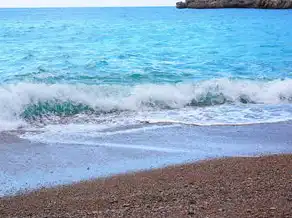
1 78 292 130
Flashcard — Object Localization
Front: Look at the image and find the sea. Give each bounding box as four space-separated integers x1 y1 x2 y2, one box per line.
0 7 292 195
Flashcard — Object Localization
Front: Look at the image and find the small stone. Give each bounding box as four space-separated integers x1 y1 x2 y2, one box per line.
189 199 196 205
218 208 224 212
199 205 206 209
157 198 163 202
188 209 195 215
270 207 276 210
110 199 118 204
123 203 130 208
246 209 252 213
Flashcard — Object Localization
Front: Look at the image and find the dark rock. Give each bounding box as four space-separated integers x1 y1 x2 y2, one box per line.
176 1 188 8
176 0 292 9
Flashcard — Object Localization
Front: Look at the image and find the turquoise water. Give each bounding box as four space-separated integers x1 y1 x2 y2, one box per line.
1 7 292 138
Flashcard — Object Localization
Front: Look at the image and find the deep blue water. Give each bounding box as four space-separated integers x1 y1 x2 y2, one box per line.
0 7 292 141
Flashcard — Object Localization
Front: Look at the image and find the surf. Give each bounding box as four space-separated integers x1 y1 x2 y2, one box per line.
0 78 292 131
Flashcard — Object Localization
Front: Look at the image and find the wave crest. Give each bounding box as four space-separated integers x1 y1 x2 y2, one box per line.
0 78 292 128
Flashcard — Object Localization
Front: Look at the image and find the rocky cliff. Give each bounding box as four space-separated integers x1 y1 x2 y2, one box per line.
176 0 292 9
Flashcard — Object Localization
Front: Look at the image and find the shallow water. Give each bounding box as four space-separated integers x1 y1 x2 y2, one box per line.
1 122 292 196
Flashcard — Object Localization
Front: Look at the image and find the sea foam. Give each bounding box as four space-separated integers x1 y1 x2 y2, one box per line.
1 78 292 131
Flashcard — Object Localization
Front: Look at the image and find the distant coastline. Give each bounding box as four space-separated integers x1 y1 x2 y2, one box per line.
176 0 292 9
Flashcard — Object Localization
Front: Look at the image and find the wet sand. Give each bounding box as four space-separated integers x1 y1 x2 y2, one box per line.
1 122 292 196
1 154 291 218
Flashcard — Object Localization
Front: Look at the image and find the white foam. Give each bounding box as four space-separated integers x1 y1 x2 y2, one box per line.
22 122 176 140
1 79 292 131
21 136 191 153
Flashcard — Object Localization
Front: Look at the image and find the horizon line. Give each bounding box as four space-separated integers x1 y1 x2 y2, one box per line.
0 5 175 9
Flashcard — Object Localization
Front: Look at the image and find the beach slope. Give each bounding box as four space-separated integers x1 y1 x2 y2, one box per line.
0 154 291 217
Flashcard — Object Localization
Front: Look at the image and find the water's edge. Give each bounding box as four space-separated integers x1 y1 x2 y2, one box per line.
1 121 291 197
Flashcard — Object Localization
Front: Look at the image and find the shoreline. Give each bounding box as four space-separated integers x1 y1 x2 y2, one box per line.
1 121 292 197
1 154 291 217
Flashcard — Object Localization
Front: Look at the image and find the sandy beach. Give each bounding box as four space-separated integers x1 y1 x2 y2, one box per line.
1 154 291 217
